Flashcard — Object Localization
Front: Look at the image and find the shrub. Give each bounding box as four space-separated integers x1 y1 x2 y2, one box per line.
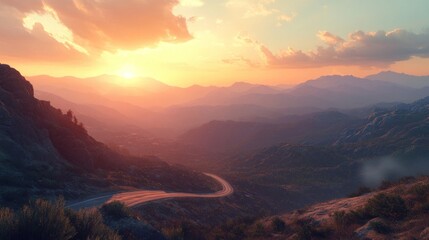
101 201 131 220
369 221 391 234
0 208 15 240
293 218 332 239
162 226 185 240
271 217 286 233
333 211 349 227
294 219 314 240
14 198 76 240
408 184 429 201
365 193 408 220
67 208 121 240
249 223 268 237
333 210 364 239
162 221 204 240
332 209 371 226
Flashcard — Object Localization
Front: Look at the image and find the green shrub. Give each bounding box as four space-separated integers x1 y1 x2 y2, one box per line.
101 201 131 220
14 198 76 240
365 193 408 220
67 208 121 240
369 221 391 234
271 217 286 233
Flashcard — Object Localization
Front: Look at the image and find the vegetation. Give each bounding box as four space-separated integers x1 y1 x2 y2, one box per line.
100 201 131 220
0 198 121 240
67 208 120 240
364 193 408 220
271 217 286 233
369 220 392 234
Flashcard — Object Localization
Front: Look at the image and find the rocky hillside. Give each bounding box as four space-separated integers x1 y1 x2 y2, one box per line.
0 64 217 205
217 95 429 214
208 176 429 240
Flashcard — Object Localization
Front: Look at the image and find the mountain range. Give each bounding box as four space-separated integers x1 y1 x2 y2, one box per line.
28 71 429 140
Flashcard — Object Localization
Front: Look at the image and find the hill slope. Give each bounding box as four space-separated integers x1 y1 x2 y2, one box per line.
0 64 217 205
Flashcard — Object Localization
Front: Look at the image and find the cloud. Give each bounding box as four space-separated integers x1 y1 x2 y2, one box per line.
361 156 429 187
226 0 277 18
180 0 204 7
235 32 259 44
188 16 205 23
1 0 192 51
222 56 259 68
252 29 429 68
278 13 296 23
0 6 87 62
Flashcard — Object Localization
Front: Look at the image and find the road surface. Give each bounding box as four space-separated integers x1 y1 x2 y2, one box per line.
67 173 233 209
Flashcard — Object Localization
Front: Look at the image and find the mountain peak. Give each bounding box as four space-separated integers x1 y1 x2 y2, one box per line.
0 64 34 100
368 70 412 78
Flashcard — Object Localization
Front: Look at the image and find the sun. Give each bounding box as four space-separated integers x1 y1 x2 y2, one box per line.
116 65 137 79
119 70 136 79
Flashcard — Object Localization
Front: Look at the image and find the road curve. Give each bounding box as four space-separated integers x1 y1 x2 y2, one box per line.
67 173 233 209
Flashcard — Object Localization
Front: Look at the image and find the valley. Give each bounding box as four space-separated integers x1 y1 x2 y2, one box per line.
2 63 429 239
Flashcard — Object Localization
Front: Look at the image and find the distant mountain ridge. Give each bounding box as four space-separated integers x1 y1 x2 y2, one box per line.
367 71 429 88
28 71 429 140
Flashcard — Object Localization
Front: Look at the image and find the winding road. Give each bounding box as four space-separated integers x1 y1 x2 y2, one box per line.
67 173 233 209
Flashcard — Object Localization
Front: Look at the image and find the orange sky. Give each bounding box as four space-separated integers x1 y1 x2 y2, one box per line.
1 0 429 87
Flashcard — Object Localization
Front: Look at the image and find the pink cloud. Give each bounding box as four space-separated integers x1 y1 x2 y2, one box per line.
253 29 429 68
1 0 192 51
0 6 87 62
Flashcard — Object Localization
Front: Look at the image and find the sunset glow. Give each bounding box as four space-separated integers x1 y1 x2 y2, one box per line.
117 65 137 80
1 0 429 86
2 1 429 237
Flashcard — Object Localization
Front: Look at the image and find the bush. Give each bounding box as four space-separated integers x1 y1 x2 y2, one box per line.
271 217 286 233
14 198 76 240
249 223 268 237
369 221 391 234
293 218 332 239
101 201 131 220
408 184 429 201
163 226 185 240
0 208 15 240
294 219 314 240
365 193 408 220
67 208 121 240
333 211 350 227
162 221 205 240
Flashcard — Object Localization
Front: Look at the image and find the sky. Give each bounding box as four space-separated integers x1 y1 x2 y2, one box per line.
1 0 429 87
